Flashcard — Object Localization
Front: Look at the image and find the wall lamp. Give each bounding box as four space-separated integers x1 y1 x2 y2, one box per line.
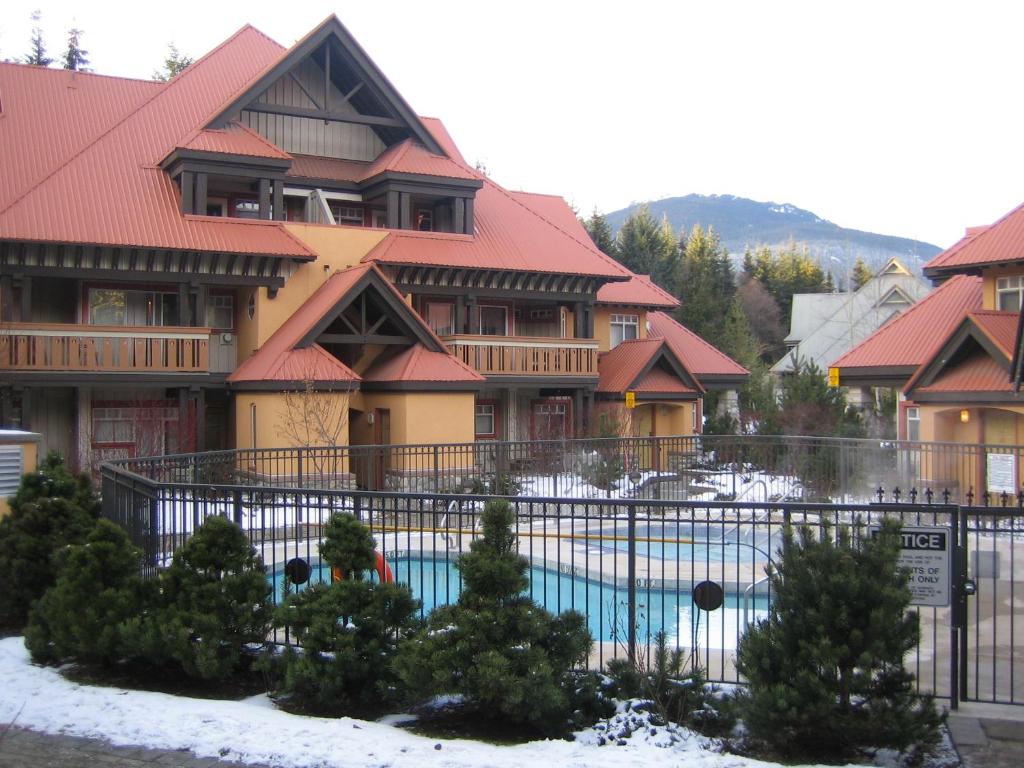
960 409 970 424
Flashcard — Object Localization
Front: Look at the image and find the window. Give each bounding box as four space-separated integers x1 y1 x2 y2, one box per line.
233 199 260 219
478 305 508 336
416 208 433 231
996 276 1024 311
425 302 454 335
206 199 227 217
88 288 178 327
92 407 135 444
372 210 387 228
206 294 234 329
531 399 571 440
329 202 364 225
610 314 639 348
474 402 498 439
907 407 920 442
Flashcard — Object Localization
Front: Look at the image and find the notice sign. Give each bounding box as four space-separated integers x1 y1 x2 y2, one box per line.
870 525 950 607
986 452 1016 495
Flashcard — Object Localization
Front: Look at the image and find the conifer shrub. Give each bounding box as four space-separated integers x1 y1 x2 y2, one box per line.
0 453 100 630
734 519 942 762
25 519 150 665
395 499 595 736
136 516 271 681
270 513 419 716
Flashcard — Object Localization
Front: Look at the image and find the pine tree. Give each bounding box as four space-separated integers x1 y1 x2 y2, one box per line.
25 519 149 666
396 499 593 736
583 208 616 256
673 223 735 341
720 296 761 369
24 10 53 66
735 520 942 761
614 205 678 291
0 453 99 630
62 27 89 71
850 257 873 291
152 43 193 81
270 513 419 716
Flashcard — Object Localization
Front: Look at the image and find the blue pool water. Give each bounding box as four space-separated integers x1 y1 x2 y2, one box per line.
574 522 777 563
271 555 770 647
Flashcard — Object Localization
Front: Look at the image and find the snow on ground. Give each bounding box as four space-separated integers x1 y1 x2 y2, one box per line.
0 636 847 768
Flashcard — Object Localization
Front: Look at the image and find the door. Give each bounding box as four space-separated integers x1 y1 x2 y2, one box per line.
371 408 391 490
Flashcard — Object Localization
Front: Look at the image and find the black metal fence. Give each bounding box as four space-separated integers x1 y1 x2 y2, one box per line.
101 454 1024 708
106 434 1024 505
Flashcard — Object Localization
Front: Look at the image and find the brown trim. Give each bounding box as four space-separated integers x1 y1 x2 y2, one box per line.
474 398 501 440
909 391 1024 404
358 381 482 392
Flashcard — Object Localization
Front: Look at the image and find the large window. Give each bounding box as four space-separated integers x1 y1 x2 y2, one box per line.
88 288 179 327
329 202 364 225
425 302 454 335
206 294 234 329
996 276 1024 311
474 401 498 439
906 406 920 442
478 305 508 336
610 313 639 348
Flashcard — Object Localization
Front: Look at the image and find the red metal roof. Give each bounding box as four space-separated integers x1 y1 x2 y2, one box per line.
0 27 314 259
915 350 1011 394
969 310 1018 359
364 177 629 278
287 154 371 183
831 275 983 370
924 202 1024 275
286 139 475 184
510 191 589 239
229 344 359 385
646 311 748 377
420 116 468 165
0 63 161 210
597 338 700 395
632 366 698 394
178 122 291 160
361 344 483 384
598 274 679 308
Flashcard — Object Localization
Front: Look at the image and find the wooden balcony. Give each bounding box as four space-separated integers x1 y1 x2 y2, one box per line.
0 323 212 374
442 334 598 377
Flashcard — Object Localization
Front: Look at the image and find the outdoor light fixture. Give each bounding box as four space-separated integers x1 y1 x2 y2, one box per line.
960 409 970 423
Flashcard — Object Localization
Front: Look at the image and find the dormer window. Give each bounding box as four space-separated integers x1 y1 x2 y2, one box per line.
233 200 260 219
329 202 364 225
996 276 1024 311
416 208 433 232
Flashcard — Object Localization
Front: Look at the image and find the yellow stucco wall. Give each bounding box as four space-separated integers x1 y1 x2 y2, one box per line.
353 392 475 447
594 306 648 352
980 266 1024 311
235 226 390 361
594 400 696 438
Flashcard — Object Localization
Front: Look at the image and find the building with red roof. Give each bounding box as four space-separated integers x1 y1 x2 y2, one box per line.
0 15 744 482
833 202 1024 493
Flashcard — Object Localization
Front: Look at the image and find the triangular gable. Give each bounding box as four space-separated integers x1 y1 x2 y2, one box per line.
874 285 913 309
361 344 483 389
206 15 444 156
905 313 1013 396
880 258 911 276
229 344 360 387
598 339 703 396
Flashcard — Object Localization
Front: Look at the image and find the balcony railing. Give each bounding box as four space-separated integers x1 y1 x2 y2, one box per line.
441 334 598 377
0 323 212 373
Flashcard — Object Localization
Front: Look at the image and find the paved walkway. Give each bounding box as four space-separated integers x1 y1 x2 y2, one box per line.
0 727 270 768
947 703 1024 768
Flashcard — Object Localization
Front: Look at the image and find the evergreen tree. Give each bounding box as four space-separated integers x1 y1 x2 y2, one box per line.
140 516 271 680
777 356 864 438
735 520 941 761
62 27 89 71
673 223 735 341
582 208 616 256
0 453 99 630
719 296 761 369
850 257 873 291
24 10 53 66
270 513 419 716
152 43 193 81
396 499 593 736
614 205 678 291
25 519 149 666
744 243 829 321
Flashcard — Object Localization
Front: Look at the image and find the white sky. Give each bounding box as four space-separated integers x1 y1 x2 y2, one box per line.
2 0 1022 248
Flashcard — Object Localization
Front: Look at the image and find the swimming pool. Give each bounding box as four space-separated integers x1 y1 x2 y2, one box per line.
271 555 770 650
572 522 777 563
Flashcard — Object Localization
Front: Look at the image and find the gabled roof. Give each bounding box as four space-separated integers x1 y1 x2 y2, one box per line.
206 15 444 155
646 311 749 381
509 191 589 238
361 344 483 387
904 310 1019 397
598 274 680 308
0 26 315 259
0 63 161 210
177 121 292 160
363 176 630 279
597 338 702 396
831 274 983 375
924 202 1024 277
783 293 848 344
286 138 476 184
229 344 359 386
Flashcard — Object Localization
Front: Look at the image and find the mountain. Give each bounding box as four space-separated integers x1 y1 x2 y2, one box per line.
604 195 941 277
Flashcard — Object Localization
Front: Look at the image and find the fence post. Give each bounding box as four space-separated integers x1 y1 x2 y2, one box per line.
958 506 969 703
949 505 960 710
232 489 242 526
627 502 637 667
433 445 440 492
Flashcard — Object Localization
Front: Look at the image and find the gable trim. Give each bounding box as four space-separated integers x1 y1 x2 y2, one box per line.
905 317 1011 395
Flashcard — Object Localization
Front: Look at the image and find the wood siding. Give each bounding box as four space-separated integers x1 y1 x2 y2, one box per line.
442 335 599 377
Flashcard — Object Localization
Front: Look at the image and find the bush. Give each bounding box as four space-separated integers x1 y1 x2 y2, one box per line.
0 453 100 630
734 520 942 761
605 630 734 736
270 513 420 716
133 516 271 681
25 519 150 666
395 499 594 736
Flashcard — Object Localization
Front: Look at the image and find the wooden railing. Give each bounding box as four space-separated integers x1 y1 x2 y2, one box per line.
0 323 212 373
441 334 598 376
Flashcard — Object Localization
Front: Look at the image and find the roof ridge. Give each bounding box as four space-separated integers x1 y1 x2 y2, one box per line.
927 201 1024 269
0 60 165 87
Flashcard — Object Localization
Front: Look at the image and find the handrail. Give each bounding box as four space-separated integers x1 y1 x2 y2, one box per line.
441 333 598 348
743 572 773 629
2 322 212 339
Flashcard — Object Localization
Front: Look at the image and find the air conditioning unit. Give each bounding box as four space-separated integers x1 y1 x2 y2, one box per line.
221 333 235 344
